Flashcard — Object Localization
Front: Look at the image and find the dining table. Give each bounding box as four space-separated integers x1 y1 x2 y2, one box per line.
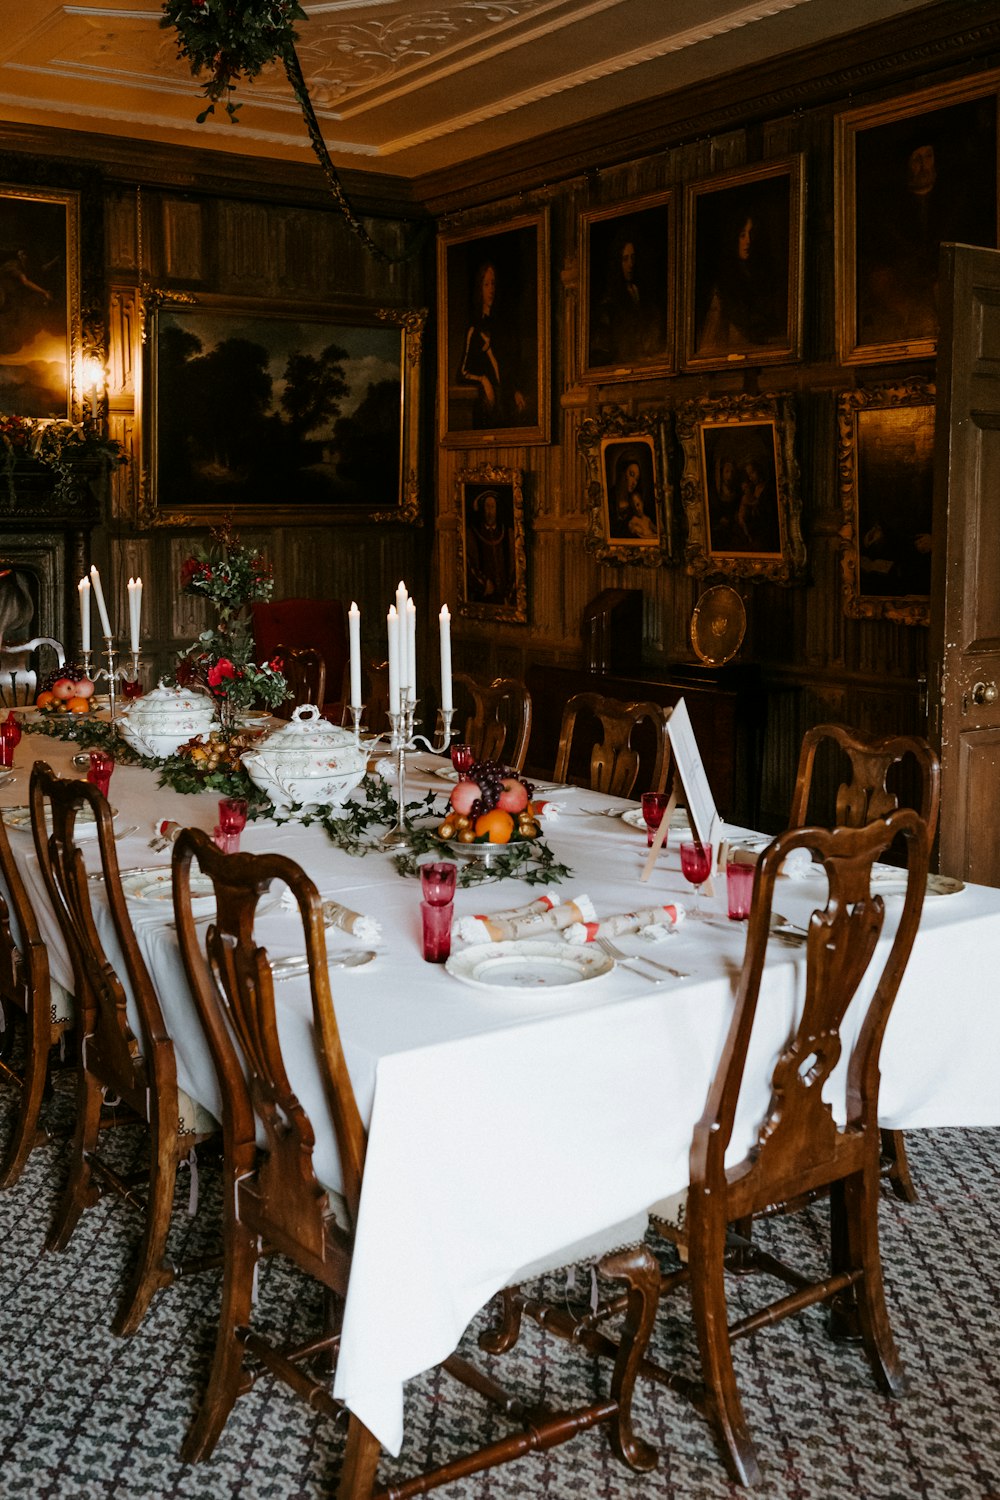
2 724 999 1461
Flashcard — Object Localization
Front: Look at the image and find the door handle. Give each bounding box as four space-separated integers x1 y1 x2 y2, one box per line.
971 680 998 705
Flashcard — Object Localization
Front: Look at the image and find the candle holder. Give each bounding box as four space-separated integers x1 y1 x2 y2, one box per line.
380 696 454 847
82 639 141 725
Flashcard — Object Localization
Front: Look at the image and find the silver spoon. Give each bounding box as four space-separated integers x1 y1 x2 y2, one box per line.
273 950 376 980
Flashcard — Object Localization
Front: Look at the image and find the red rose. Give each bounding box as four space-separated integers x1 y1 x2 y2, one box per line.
180 557 202 588
207 658 236 688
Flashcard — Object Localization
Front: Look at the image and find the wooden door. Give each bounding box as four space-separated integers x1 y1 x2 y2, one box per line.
931 242 1000 883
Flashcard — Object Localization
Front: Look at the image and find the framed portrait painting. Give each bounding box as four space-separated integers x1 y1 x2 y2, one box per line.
579 189 675 381
0 184 81 420
836 72 1000 364
676 393 805 584
142 292 424 526
438 211 550 447
683 156 804 371
457 464 527 623
837 380 935 626
577 406 671 567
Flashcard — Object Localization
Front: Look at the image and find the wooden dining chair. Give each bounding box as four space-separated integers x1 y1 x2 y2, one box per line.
553 691 671 797
645 811 930 1486
172 826 661 1495
29 761 217 1336
0 806 74 1187
272 644 326 719
453 672 532 771
788 722 941 1202
0 636 65 708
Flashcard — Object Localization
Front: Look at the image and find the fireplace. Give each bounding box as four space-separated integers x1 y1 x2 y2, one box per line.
0 468 100 659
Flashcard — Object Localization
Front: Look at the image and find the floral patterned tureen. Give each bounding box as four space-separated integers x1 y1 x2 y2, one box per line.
116 680 218 759
240 704 367 815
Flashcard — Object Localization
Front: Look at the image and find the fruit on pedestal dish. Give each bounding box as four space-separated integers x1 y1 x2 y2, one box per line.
36 666 96 713
437 759 539 845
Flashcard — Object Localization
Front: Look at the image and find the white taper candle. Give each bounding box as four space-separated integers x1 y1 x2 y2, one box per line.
387 606 400 715
439 604 452 712
405 598 416 705
78 577 91 654
89 565 112 638
348 601 362 710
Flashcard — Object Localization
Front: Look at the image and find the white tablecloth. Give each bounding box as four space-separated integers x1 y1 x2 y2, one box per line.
4 733 1000 1455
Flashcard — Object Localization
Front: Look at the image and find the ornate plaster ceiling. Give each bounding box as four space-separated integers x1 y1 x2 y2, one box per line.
0 0 930 179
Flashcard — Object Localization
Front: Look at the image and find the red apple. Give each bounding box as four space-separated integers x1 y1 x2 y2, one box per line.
449 779 481 817
51 678 77 701
496 776 530 816
73 677 95 699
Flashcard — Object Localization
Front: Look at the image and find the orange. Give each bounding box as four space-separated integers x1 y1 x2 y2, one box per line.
36 690 55 709
474 808 515 844
67 696 91 714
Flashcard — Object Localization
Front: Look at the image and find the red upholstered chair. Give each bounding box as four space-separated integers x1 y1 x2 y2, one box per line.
252 599 348 720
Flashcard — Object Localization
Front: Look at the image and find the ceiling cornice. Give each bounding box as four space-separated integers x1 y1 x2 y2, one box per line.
416 0 1000 216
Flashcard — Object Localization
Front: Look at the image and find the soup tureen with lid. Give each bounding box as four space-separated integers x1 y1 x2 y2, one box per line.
240 704 367 814
116 680 217 759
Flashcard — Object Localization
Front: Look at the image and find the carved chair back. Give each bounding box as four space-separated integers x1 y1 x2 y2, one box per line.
273 645 327 720
788 723 940 852
693 811 929 1216
29 761 172 1114
554 692 671 797
0 804 64 1186
454 672 532 771
0 636 65 708
172 829 366 1258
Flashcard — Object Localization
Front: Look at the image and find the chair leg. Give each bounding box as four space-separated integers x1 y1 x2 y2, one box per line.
478 1286 525 1355
181 1211 257 1463
0 1021 52 1190
338 1415 382 1500
843 1169 906 1398
881 1129 918 1203
688 1222 761 1486
112 1123 179 1337
45 1062 103 1252
600 1245 659 1473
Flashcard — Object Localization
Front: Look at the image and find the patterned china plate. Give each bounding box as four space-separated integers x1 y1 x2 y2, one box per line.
446 939 613 993
119 867 216 910
621 807 690 832
2 803 115 838
869 872 965 898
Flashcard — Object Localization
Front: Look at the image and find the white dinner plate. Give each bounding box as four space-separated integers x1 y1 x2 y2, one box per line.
870 871 965 899
621 806 690 832
119 866 217 913
2 803 115 839
446 939 613 993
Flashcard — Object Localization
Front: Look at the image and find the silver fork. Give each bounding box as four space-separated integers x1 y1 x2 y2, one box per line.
596 935 689 980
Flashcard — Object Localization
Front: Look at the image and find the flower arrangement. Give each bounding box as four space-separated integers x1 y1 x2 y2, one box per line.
0 415 127 505
174 523 288 730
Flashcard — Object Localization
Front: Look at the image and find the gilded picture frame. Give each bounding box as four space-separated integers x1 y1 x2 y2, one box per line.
683 156 804 372
438 211 550 448
835 71 1000 365
837 379 935 627
0 183 81 421
577 406 672 567
579 189 675 381
676 393 805 584
457 463 527 623
140 291 424 526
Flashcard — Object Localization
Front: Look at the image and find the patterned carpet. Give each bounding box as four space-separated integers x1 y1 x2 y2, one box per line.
2 1072 999 1500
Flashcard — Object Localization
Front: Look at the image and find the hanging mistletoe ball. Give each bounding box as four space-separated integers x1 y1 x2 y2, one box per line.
161 0 306 120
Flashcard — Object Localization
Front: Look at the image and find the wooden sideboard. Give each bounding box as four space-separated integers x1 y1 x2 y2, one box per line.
523 662 766 828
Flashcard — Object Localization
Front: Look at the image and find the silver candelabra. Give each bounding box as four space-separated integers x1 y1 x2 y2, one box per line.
82 638 141 724
372 696 454 846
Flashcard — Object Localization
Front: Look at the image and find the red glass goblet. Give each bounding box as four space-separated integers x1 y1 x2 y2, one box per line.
86 749 115 799
421 860 457 906
450 743 474 778
679 839 714 919
640 792 670 849
0 720 18 768
121 676 144 701
217 797 248 854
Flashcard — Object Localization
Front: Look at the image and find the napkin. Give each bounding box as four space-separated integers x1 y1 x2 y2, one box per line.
277 886 382 943
455 894 595 944
531 799 564 821
563 904 686 945
728 843 812 880
149 818 182 852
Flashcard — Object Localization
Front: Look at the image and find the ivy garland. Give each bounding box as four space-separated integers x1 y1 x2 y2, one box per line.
31 713 572 885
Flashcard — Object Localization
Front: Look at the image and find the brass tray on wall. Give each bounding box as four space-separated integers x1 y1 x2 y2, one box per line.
690 585 747 666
